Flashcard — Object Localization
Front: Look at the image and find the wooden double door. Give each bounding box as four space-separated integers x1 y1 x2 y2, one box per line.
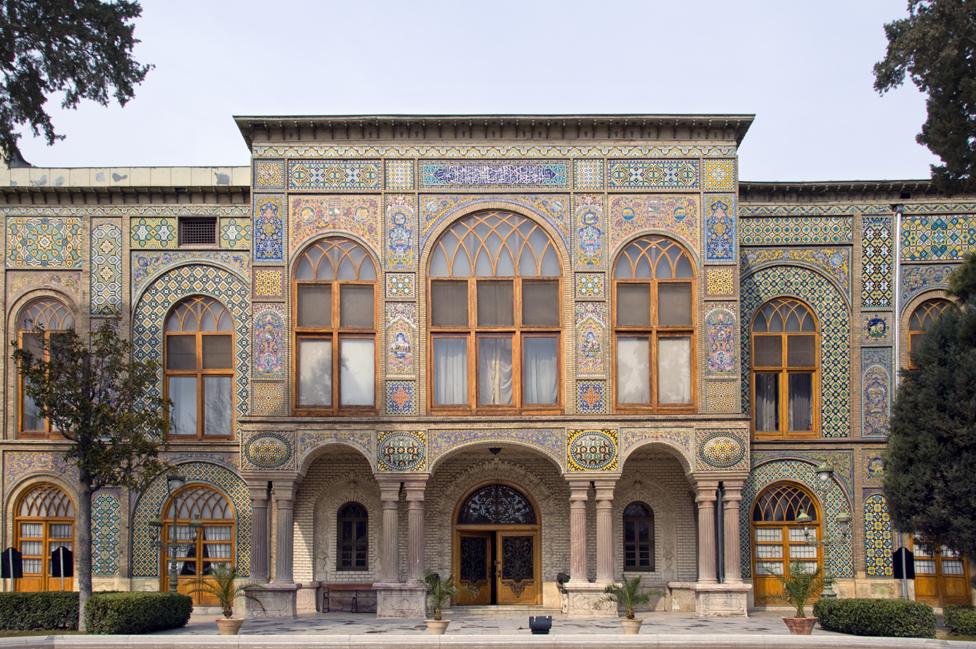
912 539 971 607
454 529 540 605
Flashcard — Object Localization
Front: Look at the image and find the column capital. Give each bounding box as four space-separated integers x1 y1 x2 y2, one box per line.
403 475 428 502
248 485 270 502
568 478 591 497
593 476 618 501
272 480 296 503
695 480 719 504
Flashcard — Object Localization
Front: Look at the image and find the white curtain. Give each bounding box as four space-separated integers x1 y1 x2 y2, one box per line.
755 374 778 431
788 373 812 431
522 337 557 404
434 338 467 405
168 377 197 435
298 339 332 407
617 337 650 404
478 338 512 405
340 338 375 406
204 376 232 436
657 337 691 404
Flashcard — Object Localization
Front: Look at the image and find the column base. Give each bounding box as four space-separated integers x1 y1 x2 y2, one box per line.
668 581 752 617
562 582 617 617
374 582 426 618
244 583 298 618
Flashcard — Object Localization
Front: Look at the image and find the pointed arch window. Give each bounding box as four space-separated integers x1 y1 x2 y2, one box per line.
908 298 954 368
428 211 562 413
751 297 818 438
17 298 75 437
164 296 234 439
14 483 75 592
337 502 368 571
293 237 377 413
622 501 654 571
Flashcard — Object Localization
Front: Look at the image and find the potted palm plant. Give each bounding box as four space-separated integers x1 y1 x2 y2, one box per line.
424 572 457 635
604 575 650 634
777 562 822 635
190 564 263 635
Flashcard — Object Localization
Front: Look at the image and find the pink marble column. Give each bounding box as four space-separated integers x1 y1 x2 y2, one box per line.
722 483 744 584
376 479 401 583
271 480 295 585
594 479 617 583
696 481 718 584
404 477 427 584
569 480 590 583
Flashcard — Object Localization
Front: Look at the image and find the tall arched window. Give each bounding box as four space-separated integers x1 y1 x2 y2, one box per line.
336 502 368 571
751 297 818 438
164 296 234 439
293 238 377 413
613 236 695 411
16 298 74 437
15 483 74 592
428 211 561 412
908 298 953 368
751 482 820 606
622 501 654 571
161 484 234 604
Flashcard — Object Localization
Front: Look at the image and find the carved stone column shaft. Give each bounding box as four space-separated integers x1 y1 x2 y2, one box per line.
377 481 400 583
405 478 427 584
249 485 270 582
271 481 295 585
696 482 718 585
722 484 743 584
594 481 616 583
569 481 589 583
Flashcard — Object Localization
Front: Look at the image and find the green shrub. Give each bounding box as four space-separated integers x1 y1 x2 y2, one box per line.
945 606 976 636
814 598 936 638
85 592 192 634
0 592 79 630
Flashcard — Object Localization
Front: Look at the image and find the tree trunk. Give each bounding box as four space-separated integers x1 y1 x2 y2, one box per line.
77 472 93 633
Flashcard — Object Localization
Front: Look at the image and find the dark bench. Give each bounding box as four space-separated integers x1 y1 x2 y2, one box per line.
321 583 376 613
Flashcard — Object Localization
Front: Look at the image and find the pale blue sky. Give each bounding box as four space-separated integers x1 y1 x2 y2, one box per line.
17 0 938 181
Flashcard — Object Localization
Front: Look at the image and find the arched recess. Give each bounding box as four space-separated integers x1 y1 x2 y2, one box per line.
619 438 694 475
132 264 250 419
297 437 376 477
900 290 954 369
741 266 850 438
739 459 853 582
130 461 250 578
9 479 76 591
427 435 564 473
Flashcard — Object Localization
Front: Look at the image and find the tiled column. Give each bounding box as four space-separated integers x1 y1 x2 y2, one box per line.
594 478 617 584
404 477 427 584
376 478 401 584
248 484 270 581
568 480 590 583
696 480 718 584
722 482 744 584
271 480 295 585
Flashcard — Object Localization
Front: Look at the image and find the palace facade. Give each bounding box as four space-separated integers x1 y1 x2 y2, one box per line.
1 115 973 617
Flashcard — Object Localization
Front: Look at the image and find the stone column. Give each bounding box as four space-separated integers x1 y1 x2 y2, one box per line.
248 484 270 582
696 481 718 584
594 478 617 584
246 480 298 618
404 477 427 584
722 482 744 584
568 480 590 584
376 479 401 584
272 480 295 585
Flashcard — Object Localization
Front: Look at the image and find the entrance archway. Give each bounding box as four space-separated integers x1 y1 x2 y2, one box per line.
453 482 541 605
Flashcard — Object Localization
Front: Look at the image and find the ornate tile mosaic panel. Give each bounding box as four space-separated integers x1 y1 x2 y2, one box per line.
255 143 738 159
575 302 607 377
421 194 570 249
741 266 850 438
254 195 285 263
288 159 382 191
900 263 958 305
92 492 121 576
243 432 293 470
705 194 736 263
90 221 122 315
861 347 891 438
739 217 853 246
427 428 563 466
385 381 417 416
704 380 739 414
576 380 607 414
129 217 177 249
703 159 736 191
253 304 286 379
901 214 976 261
861 313 892 345
289 195 381 252
864 493 894 577
607 159 699 190
705 267 736 297
253 381 287 416
741 247 850 297
253 267 284 299
385 194 417 271
862 216 893 309
4 452 76 495
696 430 747 470
253 159 286 191
864 453 886 482
385 272 416 300
386 302 417 377
740 204 890 218
132 251 249 298
377 431 426 471
385 160 415 191
6 217 83 268
705 305 737 376
574 272 605 299
573 159 604 190
220 218 251 249
419 160 569 190
608 195 700 254
567 429 618 472
574 193 605 268
7 271 81 303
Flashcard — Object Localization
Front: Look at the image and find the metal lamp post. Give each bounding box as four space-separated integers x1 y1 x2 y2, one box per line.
797 507 852 599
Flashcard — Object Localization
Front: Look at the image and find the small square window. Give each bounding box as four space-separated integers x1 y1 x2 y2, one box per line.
178 217 217 246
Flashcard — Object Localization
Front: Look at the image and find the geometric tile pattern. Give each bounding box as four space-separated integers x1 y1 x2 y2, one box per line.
419 160 569 190
566 429 619 472
705 266 736 297
739 217 853 246
385 380 417 416
741 247 851 297
861 347 891 438
288 159 382 191
704 379 739 413
573 159 604 190
863 493 894 577
741 266 850 438
901 215 976 261
253 304 286 379
220 218 251 250
253 159 286 191
132 264 250 418
703 159 736 191
385 160 414 191
131 250 250 299
740 459 854 579
705 194 736 263
129 217 177 249
253 267 285 298
862 216 893 308
253 381 287 416
92 492 121 576
385 273 416 300
90 221 122 315
575 272 605 299
576 380 607 414
900 263 958 305
131 461 251 577
254 196 285 263
385 194 417 271
607 159 699 190
6 216 84 268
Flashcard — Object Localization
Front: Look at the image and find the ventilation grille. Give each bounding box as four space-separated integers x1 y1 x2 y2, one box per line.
179 217 217 246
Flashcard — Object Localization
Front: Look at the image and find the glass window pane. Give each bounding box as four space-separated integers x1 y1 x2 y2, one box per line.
203 376 232 436
755 528 782 542
22 333 43 357
168 377 197 436
788 373 813 432
478 337 513 406
910 333 926 354
522 281 559 327
754 336 782 367
616 284 650 326
787 335 815 367
522 336 558 405
477 281 514 326
340 338 375 406
166 336 197 370
298 338 332 407
433 337 468 406
340 285 374 328
202 335 232 369
617 336 650 404
298 285 331 328
658 283 692 326
754 373 779 431
20 523 42 538
657 337 691 404
22 389 43 431
431 281 468 327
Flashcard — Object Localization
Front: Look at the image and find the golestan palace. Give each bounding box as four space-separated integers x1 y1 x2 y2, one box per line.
0 114 973 619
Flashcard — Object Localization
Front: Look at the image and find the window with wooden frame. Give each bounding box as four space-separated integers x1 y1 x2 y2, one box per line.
293 237 377 414
164 296 234 439
622 501 654 572
14 482 74 592
612 236 695 411
16 298 75 438
336 502 368 571
428 210 562 413
908 298 954 369
751 482 821 606
751 297 818 438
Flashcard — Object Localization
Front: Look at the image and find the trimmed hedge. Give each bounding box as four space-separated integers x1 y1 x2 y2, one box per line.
814 598 936 638
0 592 78 630
945 606 976 636
85 592 192 634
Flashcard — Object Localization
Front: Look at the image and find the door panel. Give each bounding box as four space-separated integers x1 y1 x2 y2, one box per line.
497 532 539 605
913 543 972 607
752 525 820 607
456 533 492 605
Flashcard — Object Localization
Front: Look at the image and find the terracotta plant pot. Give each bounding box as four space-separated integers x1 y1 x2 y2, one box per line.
620 618 643 635
426 619 450 635
216 618 244 635
782 616 817 635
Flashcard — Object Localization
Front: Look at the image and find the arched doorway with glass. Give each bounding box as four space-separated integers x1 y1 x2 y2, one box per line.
453 482 541 606
14 482 75 592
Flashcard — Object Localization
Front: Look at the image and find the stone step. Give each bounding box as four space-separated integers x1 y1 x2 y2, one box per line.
449 605 563 618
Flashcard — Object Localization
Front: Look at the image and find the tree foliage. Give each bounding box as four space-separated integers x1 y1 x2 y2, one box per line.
0 0 151 160
874 1 976 191
885 253 976 559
